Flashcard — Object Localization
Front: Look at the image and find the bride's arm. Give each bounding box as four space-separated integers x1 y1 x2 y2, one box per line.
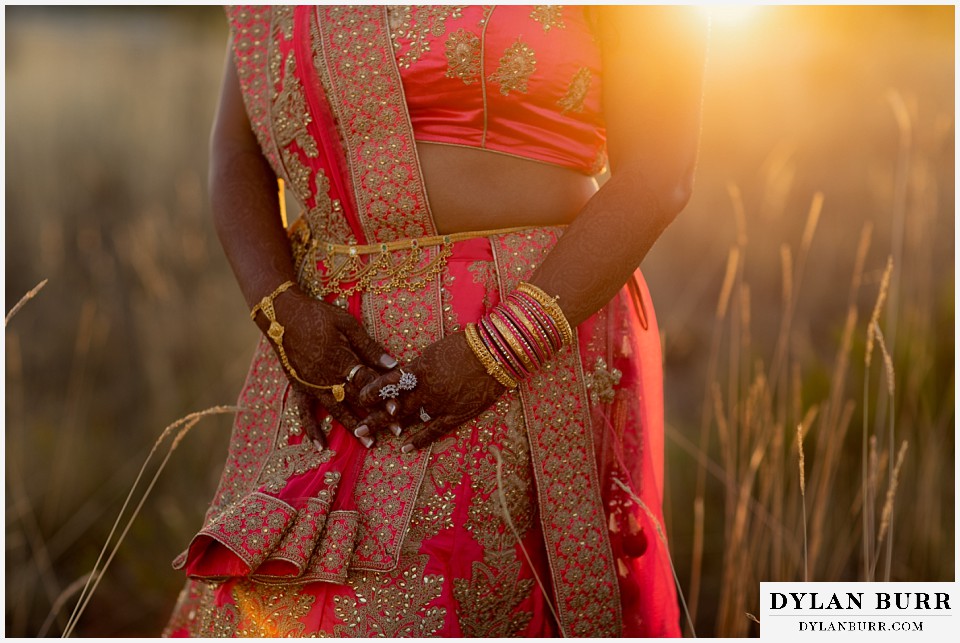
211 44 397 446
529 5 707 325
359 7 707 448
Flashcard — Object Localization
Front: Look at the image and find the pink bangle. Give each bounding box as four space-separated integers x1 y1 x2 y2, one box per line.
489 308 541 373
513 290 563 352
479 317 527 382
502 298 551 364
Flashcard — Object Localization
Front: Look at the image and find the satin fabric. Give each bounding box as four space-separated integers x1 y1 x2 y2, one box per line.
395 6 606 174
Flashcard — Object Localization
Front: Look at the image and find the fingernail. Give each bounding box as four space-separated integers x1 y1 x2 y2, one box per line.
354 425 369 438
389 423 402 437
360 436 375 449
386 400 398 416
401 443 416 454
313 439 323 451
380 353 399 369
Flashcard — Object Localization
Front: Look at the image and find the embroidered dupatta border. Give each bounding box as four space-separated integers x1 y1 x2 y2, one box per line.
492 231 622 637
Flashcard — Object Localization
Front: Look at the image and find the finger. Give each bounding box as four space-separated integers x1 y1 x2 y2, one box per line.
404 417 458 452
358 368 405 408
289 387 326 450
345 365 381 410
336 312 398 370
316 391 376 448
357 408 405 439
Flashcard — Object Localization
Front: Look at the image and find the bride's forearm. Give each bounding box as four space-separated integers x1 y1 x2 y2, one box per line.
528 165 692 328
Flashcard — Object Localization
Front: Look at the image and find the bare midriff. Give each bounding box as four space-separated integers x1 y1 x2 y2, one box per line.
417 142 599 235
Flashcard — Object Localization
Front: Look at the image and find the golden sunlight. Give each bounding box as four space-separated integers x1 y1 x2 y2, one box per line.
704 4 760 30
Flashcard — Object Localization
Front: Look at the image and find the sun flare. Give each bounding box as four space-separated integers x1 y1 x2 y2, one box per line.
704 5 760 30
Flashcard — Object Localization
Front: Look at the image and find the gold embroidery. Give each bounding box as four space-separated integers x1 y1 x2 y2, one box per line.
530 5 566 31
557 66 592 114
315 7 436 243
163 580 239 636
444 28 481 84
441 272 462 334
584 357 623 405
492 230 623 637
390 5 464 69
488 39 537 96
333 558 446 636
468 259 498 310
274 5 294 42
259 442 334 494
273 52 318 158
453 398 536 636
231 580 317 637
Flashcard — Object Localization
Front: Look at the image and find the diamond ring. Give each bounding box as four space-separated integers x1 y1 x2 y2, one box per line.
379 384 400 399
398 369 417 391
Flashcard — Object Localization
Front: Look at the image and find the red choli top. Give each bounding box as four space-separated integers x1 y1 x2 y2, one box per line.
390 5 607 175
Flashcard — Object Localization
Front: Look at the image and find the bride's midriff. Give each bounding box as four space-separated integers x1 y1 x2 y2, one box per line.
417 142 599 235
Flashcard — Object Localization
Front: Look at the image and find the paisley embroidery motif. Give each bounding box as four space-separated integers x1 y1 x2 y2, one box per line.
453 399 536 637
558 66 592 114
273 52 318 158
444 28 482 84
488 38 537 96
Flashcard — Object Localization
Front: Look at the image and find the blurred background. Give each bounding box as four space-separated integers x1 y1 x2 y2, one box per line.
4 5 954 637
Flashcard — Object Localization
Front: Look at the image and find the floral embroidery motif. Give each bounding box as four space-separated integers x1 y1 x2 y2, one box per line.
163 580 238 637
259 441 334 494
488 39 537 95
390 5 464 69
530 5 566 31
231 580 317 637
557 67 592 114
444 28 482 84
333 558 447 636
584 356 623 405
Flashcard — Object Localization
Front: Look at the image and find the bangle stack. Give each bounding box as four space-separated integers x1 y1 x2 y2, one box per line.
465 281 573 390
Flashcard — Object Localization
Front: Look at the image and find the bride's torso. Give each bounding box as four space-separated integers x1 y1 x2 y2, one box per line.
392 5 606 233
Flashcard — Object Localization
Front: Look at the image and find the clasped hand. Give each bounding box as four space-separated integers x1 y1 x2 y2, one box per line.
262 286 504 451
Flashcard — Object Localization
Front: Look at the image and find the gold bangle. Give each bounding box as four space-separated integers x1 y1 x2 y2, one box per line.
503 299 551 360
488 314 536 374
464 323 518 389
250 280 346 402
517 281 574 346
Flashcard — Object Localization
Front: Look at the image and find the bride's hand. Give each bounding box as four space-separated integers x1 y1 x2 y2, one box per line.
260 286 399 447
355 331 506 451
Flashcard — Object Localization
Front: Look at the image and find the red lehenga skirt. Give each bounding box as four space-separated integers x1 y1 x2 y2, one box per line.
163 6 679 638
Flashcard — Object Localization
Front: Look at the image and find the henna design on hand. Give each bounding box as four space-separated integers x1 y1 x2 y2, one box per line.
358 331 506 449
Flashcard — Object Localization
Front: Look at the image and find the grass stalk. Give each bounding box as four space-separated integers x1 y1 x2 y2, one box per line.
62 406 238 637
5 278 49 327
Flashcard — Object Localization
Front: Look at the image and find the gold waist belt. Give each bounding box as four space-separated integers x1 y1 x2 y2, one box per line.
290 217 547 301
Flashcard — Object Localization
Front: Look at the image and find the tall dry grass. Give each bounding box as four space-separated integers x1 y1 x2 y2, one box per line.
5 5 953 637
